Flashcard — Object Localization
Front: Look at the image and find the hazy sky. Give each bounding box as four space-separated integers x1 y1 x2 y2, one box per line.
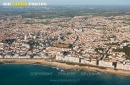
0 0 130 5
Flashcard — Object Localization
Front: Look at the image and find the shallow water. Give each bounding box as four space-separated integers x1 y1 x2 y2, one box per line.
0 64 130 85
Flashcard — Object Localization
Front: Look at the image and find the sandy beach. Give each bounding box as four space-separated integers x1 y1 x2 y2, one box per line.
0 59 130 76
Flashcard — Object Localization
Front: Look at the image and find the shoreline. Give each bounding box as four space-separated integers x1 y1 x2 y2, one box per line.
0 59 130 76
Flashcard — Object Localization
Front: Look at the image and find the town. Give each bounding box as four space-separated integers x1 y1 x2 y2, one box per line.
0 9 130 71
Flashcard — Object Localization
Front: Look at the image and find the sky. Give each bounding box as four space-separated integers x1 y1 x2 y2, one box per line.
0 0 130 5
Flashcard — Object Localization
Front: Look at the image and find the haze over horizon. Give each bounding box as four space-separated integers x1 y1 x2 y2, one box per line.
0 0 130 5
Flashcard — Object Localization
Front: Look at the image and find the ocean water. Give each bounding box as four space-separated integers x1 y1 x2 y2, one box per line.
0 64 130 85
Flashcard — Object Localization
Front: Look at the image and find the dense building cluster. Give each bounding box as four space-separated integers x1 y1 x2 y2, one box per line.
0 15 130 68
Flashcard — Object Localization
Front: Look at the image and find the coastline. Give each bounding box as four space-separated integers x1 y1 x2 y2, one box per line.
0 59 130 76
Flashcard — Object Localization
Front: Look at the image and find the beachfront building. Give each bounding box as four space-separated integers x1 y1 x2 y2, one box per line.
56 52 130 71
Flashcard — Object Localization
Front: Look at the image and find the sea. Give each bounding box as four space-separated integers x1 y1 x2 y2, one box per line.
0 64 130 85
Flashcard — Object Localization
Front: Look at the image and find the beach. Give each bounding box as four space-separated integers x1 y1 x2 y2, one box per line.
0 59 130 76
